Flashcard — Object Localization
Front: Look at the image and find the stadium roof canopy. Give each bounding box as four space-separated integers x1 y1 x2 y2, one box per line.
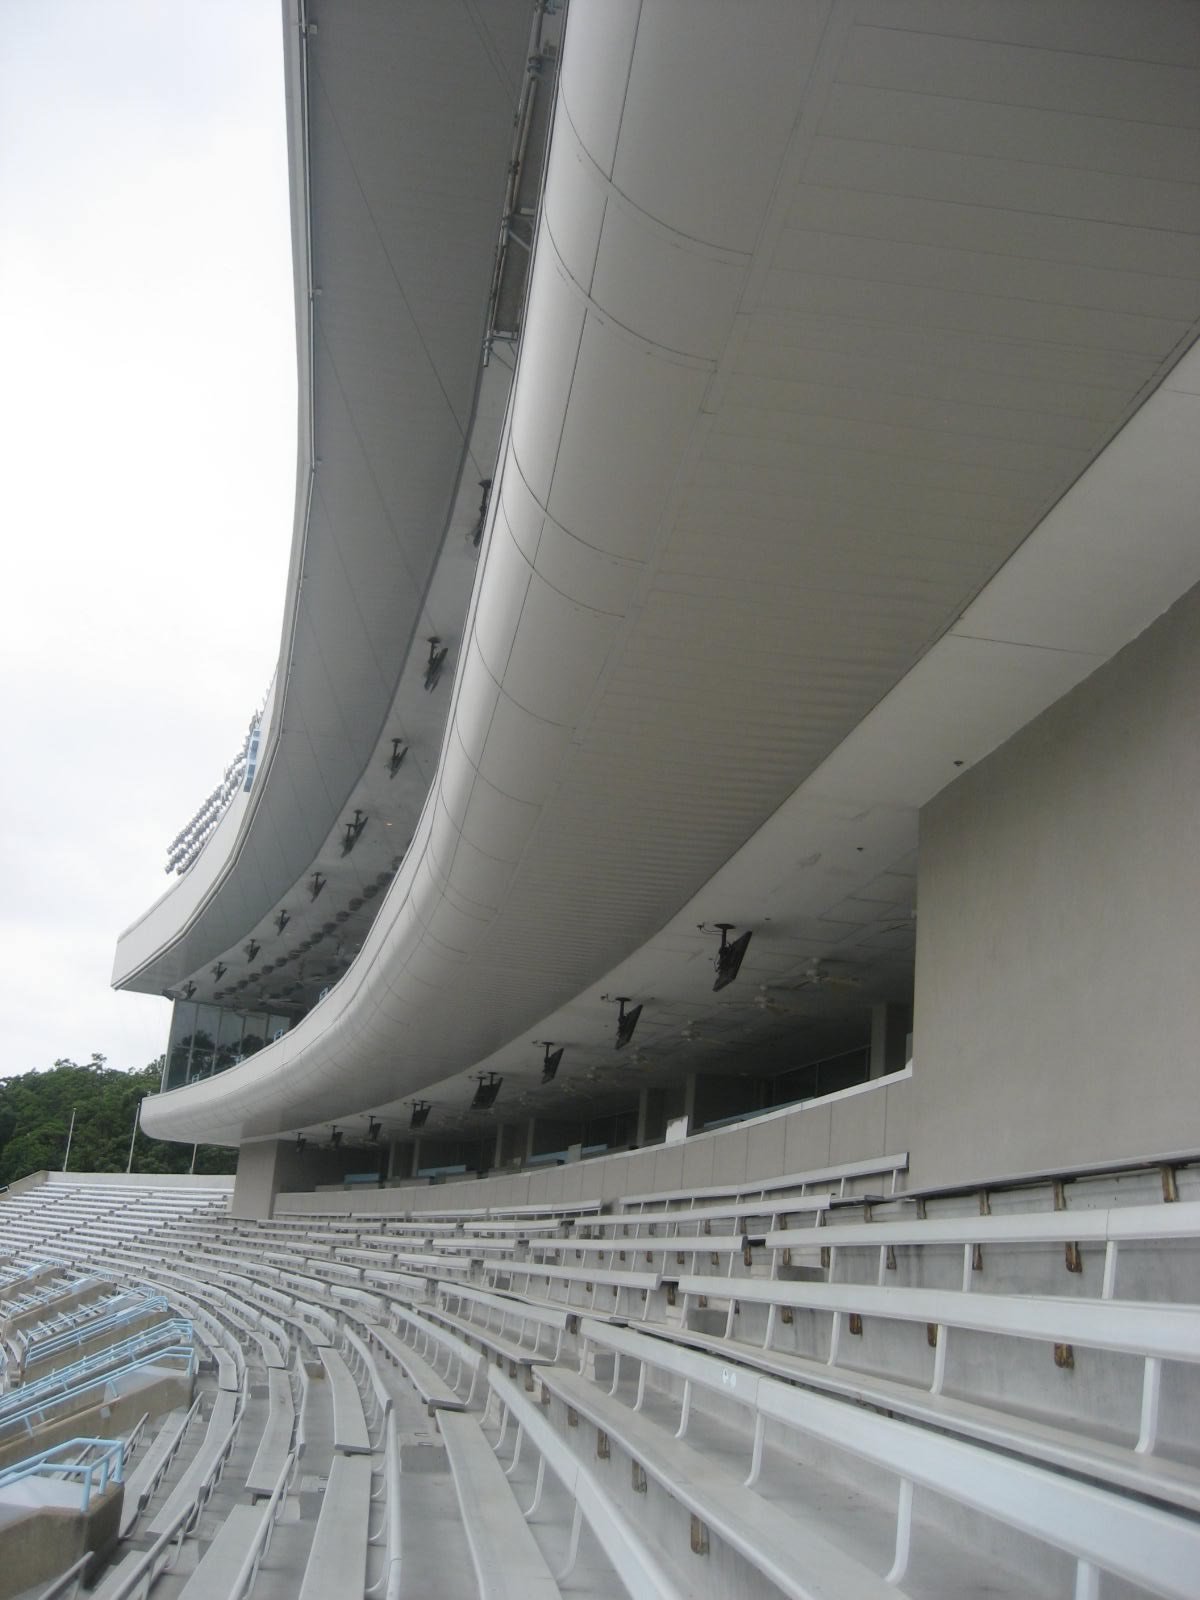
122 0 1200 1148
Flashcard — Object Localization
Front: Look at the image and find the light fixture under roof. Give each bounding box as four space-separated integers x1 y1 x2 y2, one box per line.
603 995 643 1051
328 1126 343 1149
341 810 367 856
535 1042 563 1083
707 922 752 992
470 1072 503 1111
367 1116 381 1142
424 636 448 691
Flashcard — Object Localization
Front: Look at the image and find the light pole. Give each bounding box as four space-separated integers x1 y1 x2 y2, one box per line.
61 1108 76 1173
126 1099 142 1175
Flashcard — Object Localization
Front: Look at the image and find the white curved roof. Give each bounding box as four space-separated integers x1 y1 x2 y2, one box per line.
140 0 1200 1146
114 0 536 994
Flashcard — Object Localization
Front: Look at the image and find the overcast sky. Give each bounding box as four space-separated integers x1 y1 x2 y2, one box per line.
0 2 296 1077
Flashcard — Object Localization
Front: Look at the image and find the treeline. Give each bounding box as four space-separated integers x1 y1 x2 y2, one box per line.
0 1056 236 1184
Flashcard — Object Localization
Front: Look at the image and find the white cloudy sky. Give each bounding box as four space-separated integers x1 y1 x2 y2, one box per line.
0 2 295 1077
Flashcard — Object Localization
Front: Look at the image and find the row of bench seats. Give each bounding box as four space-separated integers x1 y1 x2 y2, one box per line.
4 1155 1198 1599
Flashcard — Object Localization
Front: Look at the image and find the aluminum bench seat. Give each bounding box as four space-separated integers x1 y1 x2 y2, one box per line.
319 1346 371 1453
577 1317 1200 1600
489 1367 688 1599
541 1360 910 1600
147 1386 241 1537
538 1233 748 1268
662 1317 1200 1515
439 1409 561 1600
619 1152 909 1212
439 1284 574 1362
246 1366 296 1496
120 1400 201 1536
490 1262 663 1310
176 1500 277 1599
297 1453 372 1600
424 1301 558 1378
367 1322 471 1413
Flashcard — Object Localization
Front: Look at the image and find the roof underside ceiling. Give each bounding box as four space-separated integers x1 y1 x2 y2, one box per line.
140 0 1200 1147
113 0 536 993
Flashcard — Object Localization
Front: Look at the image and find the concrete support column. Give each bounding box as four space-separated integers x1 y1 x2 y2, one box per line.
231 1140 290 1220
870 1002 913 1079
635 1089 650 1146
493 1122 521 1170
524 1118 537 1162
682 1072 698 1132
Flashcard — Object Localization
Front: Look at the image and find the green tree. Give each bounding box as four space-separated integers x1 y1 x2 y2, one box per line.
0 1056 236 1183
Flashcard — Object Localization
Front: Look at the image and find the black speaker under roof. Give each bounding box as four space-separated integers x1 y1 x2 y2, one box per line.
712 924 752 992
539 1044 564 1084
608 997 642 1050
470 1072 503 1111
410 1101 431 1130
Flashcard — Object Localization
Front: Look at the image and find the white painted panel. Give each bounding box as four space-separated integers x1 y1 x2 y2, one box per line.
589 192 748 359
818 80 1200 186
477 690 573 806
499 570 621 727
954 388 1200 655
557 0 641 178
533 518 643 616
826 140 1200 248
496 463 546 569
771 224 1200 321
840 23 1200 127
807 634 1104 811
548 319 711 559
472 523 532 686
508 249 586 506
541 108 607 293
610 0 829 252
458 775 540 863
449 639 502 772
851 0 1200 62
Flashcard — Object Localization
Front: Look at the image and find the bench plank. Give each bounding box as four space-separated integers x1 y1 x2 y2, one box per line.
177 1503 273 1599
298 1453 372 1600
246 1367 296 1497
319 1347 371 1454
439 1410 561 1599
370 1324 467 1412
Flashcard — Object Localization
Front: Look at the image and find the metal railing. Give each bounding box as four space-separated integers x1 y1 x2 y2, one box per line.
96 1378 266 1600
23 1297 168 1369
0 1320 191 1423
0 1337 194 1443
0 1435 124 1513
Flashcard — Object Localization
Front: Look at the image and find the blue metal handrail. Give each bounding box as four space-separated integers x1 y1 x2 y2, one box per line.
0 1320 191 1420
0 1436 125 1513
24 1297 168 1367
0 1345 196 1441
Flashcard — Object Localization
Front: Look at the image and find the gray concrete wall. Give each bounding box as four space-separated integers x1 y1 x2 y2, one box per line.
275 1071 912 1215
910 582 1200 1189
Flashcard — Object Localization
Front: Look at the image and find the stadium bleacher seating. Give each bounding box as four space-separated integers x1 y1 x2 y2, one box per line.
0 1162 1192 1599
